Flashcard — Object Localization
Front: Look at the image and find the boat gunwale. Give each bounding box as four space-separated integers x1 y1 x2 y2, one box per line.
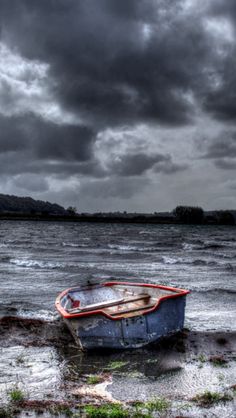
55 281 190 320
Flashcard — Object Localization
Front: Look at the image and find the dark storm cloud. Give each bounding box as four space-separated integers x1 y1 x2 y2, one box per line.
109 153 168 176
0 114 29 152
0 113 106 178
210 0 236 20
0 153 105 178
108 152 188 176
204 132 236 159
101 0 158 21
201 130 236 170
1 0 236 211
204 58 236 122
34 121 94 162
201 0 236 122
0 0 214 128
0 113 95 161
215 159 236 170
0 79 16 113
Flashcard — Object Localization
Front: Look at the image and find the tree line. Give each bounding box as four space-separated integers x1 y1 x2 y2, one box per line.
173 206 235 225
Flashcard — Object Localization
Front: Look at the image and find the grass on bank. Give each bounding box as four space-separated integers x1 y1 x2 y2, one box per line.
130 397 170 417
15 354 25 365
209 355 228 367
8 387 25 403
144 397 170 413
0 386 27 418
48 404 73 416
83 399 170 418
84 403 129 418
0 407 13 418
106 361 128 371
192 390 233 407
198 354 206 363
131 413 153 418
86 374 104 385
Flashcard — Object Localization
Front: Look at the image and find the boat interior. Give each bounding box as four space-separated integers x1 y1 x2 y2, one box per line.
61 283 180 318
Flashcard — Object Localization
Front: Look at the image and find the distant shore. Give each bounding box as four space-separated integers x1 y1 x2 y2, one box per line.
0 194 235 225
0 212 235 225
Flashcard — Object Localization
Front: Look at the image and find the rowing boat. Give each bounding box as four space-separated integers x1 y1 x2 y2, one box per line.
55 281 189 349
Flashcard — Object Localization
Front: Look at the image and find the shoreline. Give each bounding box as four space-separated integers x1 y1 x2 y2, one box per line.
0 315 235 417
0 213 235 226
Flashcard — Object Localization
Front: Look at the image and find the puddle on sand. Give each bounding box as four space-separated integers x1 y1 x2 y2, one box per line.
107 361 236 401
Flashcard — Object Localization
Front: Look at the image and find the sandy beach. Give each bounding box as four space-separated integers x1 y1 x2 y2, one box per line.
0 315 235 417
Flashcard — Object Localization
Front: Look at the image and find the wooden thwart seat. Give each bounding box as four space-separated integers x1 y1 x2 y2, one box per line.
108 302 155 316
68 293 151 313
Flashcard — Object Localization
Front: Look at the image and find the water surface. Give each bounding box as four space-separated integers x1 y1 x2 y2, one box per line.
0 221 235 331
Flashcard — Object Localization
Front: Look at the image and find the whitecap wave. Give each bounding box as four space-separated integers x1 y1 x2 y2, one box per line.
10 258 65 269
108 244 140 251
162 256 180 264
0 242 10 248
62 242 88 248
182 243 194 251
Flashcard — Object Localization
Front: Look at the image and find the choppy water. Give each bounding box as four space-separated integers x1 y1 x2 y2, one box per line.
0 221 235 331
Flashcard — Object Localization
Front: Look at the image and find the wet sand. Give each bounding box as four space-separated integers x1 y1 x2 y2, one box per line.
0 315 235 417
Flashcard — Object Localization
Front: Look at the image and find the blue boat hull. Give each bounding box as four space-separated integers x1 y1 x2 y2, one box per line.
65 296 187 349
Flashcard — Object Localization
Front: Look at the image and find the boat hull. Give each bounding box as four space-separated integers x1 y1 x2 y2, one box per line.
64 295 187 349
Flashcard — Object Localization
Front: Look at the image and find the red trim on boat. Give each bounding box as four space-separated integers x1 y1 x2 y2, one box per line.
55 281 190 320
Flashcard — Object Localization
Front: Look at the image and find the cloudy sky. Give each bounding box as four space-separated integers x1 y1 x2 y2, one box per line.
0 0 236 212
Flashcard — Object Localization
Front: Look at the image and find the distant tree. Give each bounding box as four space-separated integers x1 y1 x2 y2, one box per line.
0 193 66 215
67 206 77 215
216 211 235 225
173 206 204 224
